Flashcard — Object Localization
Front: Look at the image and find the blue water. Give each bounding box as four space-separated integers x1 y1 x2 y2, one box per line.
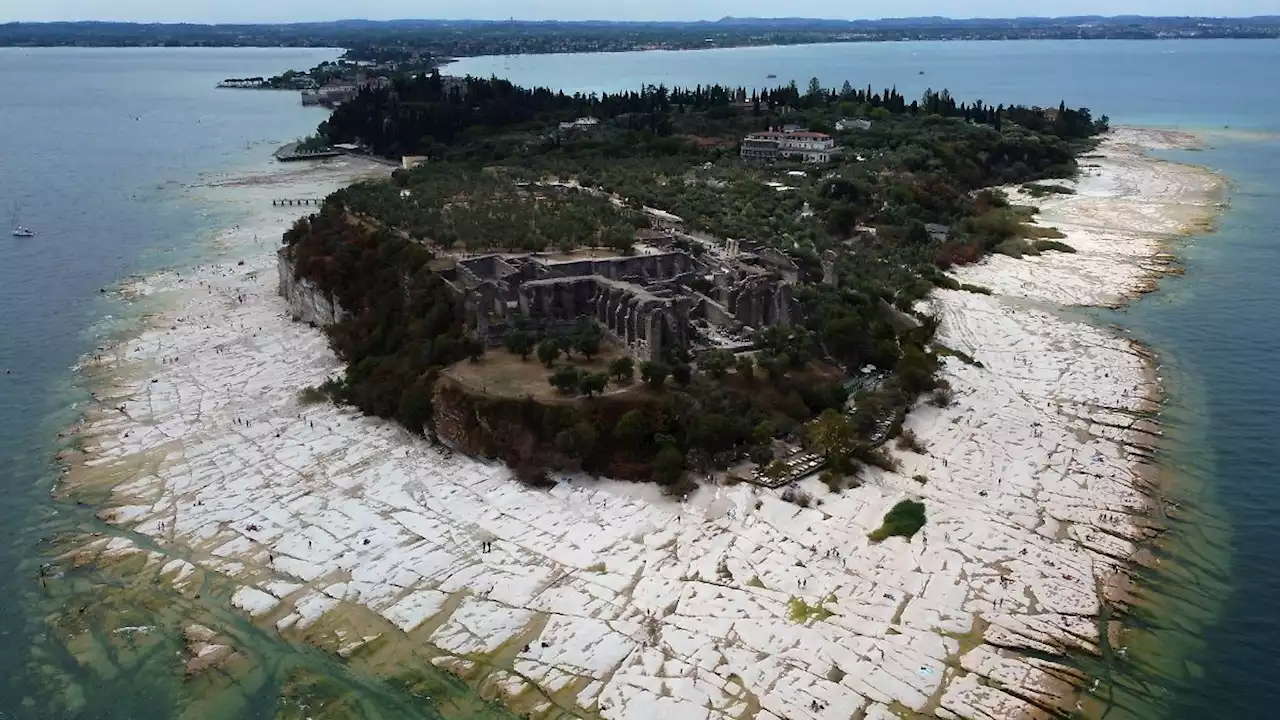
453 39 1280 719
1 40 1277 718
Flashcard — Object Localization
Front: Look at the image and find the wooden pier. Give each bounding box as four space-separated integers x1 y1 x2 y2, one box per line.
272 198 323 207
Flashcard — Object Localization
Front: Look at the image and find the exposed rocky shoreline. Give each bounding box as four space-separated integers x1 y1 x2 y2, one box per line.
56 128 1222 719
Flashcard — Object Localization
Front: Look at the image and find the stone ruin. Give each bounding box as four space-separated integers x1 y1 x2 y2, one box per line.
443 245 802 363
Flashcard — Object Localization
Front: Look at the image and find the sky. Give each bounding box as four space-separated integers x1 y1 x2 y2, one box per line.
1 0 1272 24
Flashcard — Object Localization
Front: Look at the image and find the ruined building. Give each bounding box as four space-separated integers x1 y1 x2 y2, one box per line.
442 247 801 363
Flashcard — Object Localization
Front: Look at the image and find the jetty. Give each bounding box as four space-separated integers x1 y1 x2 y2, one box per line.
272 198 323 207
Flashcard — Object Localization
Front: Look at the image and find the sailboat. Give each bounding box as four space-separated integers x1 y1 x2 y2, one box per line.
11 202 35 237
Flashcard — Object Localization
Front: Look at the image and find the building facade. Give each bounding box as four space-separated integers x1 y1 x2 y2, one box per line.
739 128 837 163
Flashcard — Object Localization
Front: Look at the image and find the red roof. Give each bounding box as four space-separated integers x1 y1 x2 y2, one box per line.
786 131 831 139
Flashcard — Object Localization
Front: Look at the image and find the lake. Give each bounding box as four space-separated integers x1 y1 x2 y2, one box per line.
1 39 1277 719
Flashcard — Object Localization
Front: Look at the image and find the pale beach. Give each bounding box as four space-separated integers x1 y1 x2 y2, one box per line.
56 128 1222 720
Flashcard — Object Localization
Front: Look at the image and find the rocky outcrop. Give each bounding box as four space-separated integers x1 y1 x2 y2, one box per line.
182 624 240 676
277 249 346 327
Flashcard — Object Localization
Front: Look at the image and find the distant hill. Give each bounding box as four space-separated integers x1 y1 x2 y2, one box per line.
3 16 1278 50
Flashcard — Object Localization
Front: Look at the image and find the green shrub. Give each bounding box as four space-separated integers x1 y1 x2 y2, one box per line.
994 238 1036 258
1033 239 1077 253
932 274 961 290
868 500 927 542
1020 224 1067 239
1022 182 1076 197
958 283 993 295
297 386 328 405
896 429 927 454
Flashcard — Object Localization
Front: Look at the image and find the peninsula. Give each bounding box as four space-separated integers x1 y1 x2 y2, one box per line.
57 69 1221 720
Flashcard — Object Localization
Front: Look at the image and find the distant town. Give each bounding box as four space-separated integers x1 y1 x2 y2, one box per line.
3 15 1279 54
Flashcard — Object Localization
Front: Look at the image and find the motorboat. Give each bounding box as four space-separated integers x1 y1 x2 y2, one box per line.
10 203 35 237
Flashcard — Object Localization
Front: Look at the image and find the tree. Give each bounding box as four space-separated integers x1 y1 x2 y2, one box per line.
806 408 858 462
806 76 823 98
465 337 485 362
752 420 776 446
609 356 635 383
549 366 583 394
764 459 790 481
537 338 562 368
699 349 733 381
749 444 774 467
672 363 692 386
640 361 670 390
735 354 756 382
573 421 598 455
503 329 533 360
580 372 609 397
572 320 603 360
613 409 650 447
652 444 685 486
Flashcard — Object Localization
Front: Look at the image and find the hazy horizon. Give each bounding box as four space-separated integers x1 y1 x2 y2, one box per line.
3 1 1277 25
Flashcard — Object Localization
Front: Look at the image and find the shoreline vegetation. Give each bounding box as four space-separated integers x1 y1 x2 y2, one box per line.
48 66 1223 720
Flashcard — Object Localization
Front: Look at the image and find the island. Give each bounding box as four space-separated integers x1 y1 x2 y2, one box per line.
58 68 1223 719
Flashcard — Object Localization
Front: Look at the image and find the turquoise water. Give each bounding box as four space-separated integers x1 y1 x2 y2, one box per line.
1 40 1277 718
453 40 1280 718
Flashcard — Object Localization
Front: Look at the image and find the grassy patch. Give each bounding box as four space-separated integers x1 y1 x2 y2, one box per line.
868 499 927 543
788 596 835 624
585 562 607 573
746 575 765 589
959 282 993 295
1033 239 1077 253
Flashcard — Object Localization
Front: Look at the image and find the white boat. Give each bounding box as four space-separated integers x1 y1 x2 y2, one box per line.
11 203 35 237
